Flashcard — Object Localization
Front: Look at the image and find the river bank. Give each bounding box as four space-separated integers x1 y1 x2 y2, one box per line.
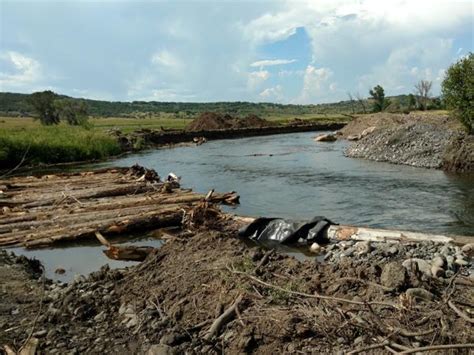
340 112 473 173
0 165 473 353
1 220 473 353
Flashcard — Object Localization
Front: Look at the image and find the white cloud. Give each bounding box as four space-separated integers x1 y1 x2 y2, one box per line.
0 51 41 89
250 59 296 67
247 70 270 90
151 50 181 69
296 65 333 103
259 85 283 101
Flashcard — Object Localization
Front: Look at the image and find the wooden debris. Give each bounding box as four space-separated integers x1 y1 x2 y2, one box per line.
95 231 155 262
0 165 239 248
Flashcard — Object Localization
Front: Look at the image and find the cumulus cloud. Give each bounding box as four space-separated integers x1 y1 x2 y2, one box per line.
250 59 296 67
259 85 283 101
1 0 471 102
247 70 270 90
0 51 41 89
296 65 333 103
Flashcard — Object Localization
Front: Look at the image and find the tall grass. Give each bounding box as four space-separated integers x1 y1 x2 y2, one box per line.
0 126 121 168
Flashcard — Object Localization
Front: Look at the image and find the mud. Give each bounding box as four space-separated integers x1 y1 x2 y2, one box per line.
2 218 473 354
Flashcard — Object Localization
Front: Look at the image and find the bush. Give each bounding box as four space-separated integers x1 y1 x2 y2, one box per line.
442 53 474 133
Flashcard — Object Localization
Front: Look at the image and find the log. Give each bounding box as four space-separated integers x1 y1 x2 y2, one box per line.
95 232 155 262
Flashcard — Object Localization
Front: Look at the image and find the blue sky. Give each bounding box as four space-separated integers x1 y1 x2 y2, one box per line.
0 0 472 103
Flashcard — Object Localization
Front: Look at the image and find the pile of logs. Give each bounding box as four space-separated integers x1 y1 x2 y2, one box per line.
0 165 239 248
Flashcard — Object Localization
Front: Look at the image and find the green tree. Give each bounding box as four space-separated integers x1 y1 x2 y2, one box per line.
442 53 474 133
408 94 416 110
54 99 89 126
28 90 60 125
369 85 391 112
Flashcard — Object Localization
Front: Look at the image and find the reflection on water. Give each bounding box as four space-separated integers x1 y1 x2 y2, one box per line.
11 236 163 282
103 131 474 236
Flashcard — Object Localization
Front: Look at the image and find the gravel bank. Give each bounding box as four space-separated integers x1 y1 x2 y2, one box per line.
345 122 463 169
341 112 473 172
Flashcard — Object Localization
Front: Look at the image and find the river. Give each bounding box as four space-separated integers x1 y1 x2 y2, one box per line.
12 131 474 281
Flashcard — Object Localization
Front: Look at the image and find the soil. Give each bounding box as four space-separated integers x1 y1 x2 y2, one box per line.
1 214 473 354
340 112 473 172
186 112 276 131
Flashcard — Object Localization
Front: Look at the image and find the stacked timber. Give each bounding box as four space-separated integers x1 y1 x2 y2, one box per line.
0 165 239 248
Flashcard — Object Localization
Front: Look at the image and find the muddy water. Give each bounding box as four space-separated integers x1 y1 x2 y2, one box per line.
11 131 474 281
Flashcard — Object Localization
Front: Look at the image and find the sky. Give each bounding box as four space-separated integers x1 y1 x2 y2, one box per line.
0 0 472 104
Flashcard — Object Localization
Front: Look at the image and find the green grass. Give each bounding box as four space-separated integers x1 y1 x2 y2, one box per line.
0 112 349 168
0 125 121 168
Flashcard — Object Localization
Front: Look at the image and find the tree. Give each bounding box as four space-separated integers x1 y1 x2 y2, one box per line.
28 90 60 125
408 94 416 110
442 53 474 133
369 85 390 112
346 92 356 114
355 92 368 114
54 99 89 126
414 80 432 110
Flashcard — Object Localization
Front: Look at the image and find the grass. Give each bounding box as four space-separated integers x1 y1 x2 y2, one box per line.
0 124 121 169
0 112 349 168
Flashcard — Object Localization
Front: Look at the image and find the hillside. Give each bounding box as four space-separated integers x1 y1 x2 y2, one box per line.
0 92 424 118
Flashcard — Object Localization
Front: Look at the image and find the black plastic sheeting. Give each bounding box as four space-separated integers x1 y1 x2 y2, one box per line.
238 216 336 245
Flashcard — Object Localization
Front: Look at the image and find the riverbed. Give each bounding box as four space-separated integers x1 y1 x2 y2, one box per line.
11 131 474 280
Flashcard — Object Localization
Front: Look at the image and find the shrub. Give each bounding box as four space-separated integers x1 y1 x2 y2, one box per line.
442 53 474 133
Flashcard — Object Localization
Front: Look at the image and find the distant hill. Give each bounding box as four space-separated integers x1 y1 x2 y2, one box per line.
0 92 433 118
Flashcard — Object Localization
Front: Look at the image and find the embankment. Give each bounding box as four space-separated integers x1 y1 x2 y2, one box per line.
341 112 473 173
119 122 346 149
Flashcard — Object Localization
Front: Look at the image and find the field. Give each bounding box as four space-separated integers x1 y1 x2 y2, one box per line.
0 113 347 169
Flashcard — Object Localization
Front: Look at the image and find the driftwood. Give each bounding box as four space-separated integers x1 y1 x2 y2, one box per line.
0 166 239 248
95 232 155 262
203 294 243 340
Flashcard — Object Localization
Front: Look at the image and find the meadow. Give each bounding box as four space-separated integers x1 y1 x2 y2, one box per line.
0 113 347 169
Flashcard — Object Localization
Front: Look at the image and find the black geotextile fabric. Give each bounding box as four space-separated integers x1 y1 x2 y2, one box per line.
238 216 336 245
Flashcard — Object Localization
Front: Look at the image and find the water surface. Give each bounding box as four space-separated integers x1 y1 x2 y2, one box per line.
11 131 474 281
104 131 474 236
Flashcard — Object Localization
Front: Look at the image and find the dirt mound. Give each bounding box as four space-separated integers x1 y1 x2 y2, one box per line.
233 114 276 129
186 112 274 131
186 112 235 131
5 221 472 354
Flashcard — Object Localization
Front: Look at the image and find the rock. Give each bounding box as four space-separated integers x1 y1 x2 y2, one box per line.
360 126 376 138
148 344 175 355
402 258 432 277
461 243 474 256
347 134 360 141
314 134 337 142
455 258 469 266
380 262 406 290
33 329 47 337
406 288 434 302
309 243 322 253
431 265 444 278
431 256 445 268
355 241 372 255
94 311 106 322
55 267 66 275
